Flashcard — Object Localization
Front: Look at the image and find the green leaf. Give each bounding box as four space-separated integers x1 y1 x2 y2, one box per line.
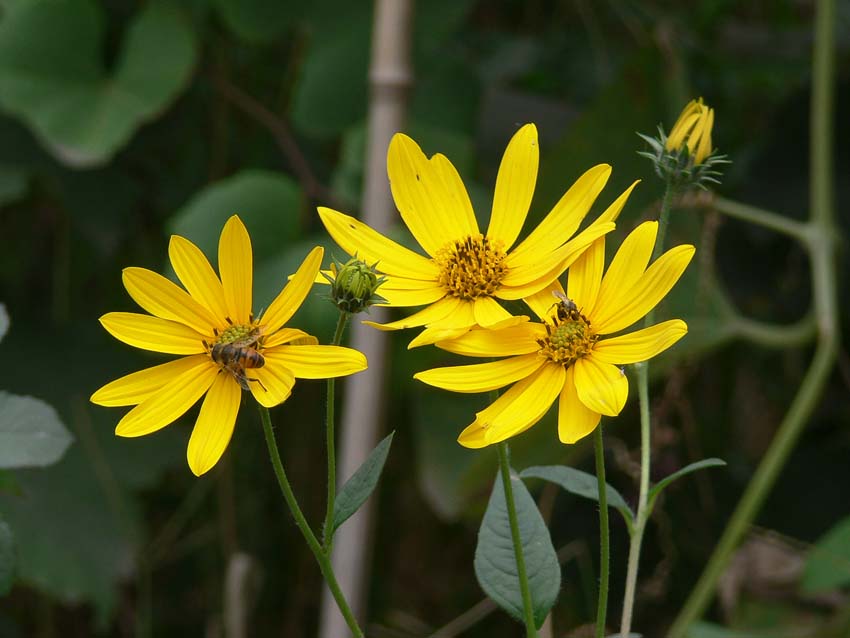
647 458 726 511
801 514 850 593
521 465 634 529
0 166 27 206
474 471 560 628
332 432 394 534
0 304 7 343
212 0 299 44
0 515 14 596
0 0 197 167
0 392 73 469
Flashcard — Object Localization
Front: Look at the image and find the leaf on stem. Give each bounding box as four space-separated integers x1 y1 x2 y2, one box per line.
520 465 634 529
475 470 560 628
331 432 394 534
801 514 850 593
0 391 73 469
647 458 726 512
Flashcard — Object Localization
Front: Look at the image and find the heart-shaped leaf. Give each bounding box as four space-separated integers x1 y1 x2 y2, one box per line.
332 432 394 534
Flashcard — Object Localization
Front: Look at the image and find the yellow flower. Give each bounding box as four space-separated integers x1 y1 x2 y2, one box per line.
319 124 638 347
91 216 367 476
414 221 694 447
664 98 714 165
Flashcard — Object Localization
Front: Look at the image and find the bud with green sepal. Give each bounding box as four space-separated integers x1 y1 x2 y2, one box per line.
323 256 388 315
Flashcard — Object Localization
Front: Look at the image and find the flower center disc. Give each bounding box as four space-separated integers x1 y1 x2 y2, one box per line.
215 323 262 346
537 306 598 367
435 234 508 300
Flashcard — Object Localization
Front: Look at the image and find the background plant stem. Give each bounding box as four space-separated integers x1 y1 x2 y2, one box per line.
668 0 838 634
322 312 350 554
497 441 538 637
258 405 364 638
594 423 610 638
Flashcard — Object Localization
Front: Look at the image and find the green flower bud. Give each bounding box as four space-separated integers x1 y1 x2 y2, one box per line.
324 257 387 315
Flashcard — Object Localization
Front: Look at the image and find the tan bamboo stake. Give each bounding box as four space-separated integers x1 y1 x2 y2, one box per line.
318 1 414 636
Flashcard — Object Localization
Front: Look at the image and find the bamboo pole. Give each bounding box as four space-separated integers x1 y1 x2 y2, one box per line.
318 1 414 636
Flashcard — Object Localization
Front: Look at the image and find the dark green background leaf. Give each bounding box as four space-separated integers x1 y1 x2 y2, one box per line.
801 515 850 594
0 515 14 596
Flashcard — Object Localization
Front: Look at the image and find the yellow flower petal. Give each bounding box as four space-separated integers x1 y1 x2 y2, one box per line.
363 296 463 331
429 153 480 236
521 281 561 322
591 221 657 319
499 221 614 299
573 357 628 417
218 216 253 325
508 164 611 261
318 207 439 280
266 345 367 379
594 180 640 224
566 236 605 313
247 358 295 408
558 367 601 444
696 108 714 163
261 246 323 334
592 244 695 335
487 124 538 250
591 319 688 365
436 322 545 357
264 327 317 348
168 235 229 320
473 295 525 329
377 276 447 307
414 353 545 393
388 134 474 254
407 325 471 349
122 267 219 334
187 371 241 476
91 355 209 406
483 363 565 444
115 360 218 437
100 312 208 355
457 421 489 449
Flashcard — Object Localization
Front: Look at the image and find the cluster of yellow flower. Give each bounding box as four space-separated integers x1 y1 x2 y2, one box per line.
93 108 708 476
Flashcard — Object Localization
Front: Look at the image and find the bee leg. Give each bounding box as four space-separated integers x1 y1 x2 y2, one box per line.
247 376 268 393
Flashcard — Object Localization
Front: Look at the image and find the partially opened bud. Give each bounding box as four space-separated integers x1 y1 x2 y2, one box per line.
665 98 714 165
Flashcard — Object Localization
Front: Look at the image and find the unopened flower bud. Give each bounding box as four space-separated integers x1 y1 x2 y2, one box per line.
323 257 387 315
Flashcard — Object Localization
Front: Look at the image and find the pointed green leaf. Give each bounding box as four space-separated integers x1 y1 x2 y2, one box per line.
332 432 394 534
801 514 850 593
521 465 634 529
647 458 726 511
0 392 73 469
475 471 560 628
0 516 13 595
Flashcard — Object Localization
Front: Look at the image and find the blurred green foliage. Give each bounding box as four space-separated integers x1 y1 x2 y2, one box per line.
0 0 847 636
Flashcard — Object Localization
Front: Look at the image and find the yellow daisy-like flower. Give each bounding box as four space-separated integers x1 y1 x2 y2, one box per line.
414 221 694 448
665 97 714 165
91 216 367 476
319 124 638 347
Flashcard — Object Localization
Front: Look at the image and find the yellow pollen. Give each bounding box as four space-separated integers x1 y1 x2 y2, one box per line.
537 307 597 367
214 322 262 346
434 234 508 300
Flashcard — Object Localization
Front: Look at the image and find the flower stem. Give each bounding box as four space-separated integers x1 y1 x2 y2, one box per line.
620 176 676 637
594 422 610 638
497 441 538 637
620 361 650 637
323 312 350 554
258 405 364 638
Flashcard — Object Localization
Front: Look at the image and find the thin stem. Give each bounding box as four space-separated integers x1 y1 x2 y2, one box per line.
594 423 610 638
668 1 838 634
652 180 677 264
620 362 650 637
712 196 809 241
497 441 538 638
323 312 350 554
258 405 364 638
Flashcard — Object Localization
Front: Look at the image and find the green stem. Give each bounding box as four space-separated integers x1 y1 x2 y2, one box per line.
323 312 350 553
620 362 650 638
594 423 610 638
668 1 838 634
619 176 676 637
259 405 364 638
713 196 808 240
497 441 538 638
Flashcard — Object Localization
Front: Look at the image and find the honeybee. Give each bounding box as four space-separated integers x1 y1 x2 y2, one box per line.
551 290 578 321
205 327 267 392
